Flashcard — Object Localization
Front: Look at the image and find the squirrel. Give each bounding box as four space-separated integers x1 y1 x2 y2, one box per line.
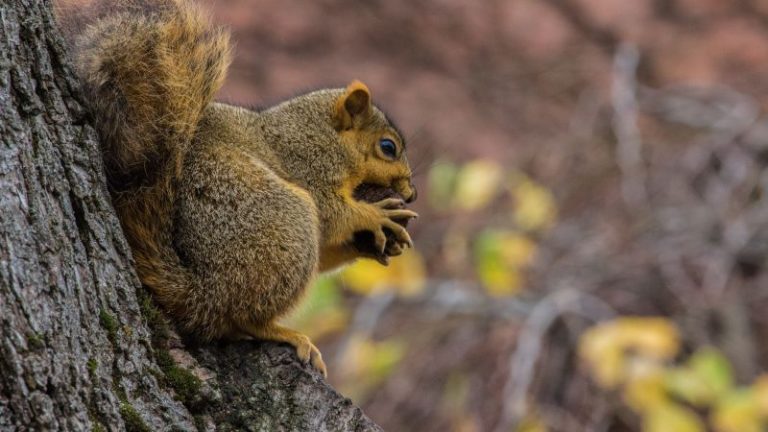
70 0 418 376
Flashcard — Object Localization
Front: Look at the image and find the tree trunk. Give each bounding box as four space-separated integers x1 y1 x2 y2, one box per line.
0 1 381 430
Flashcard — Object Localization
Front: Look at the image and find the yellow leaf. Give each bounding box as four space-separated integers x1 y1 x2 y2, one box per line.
752 375 768 415
712 389 762 432
342 259 390 295
508 173 557 232
644 404 704 432
580 341 625 389
474 231 536 297
453 160 504 211
626 355 666 382
516 412 548 432
620 318 680 360
624 371 669 413
342 249 427 297
579 317 680 389
478 261 522 297
499 234 537 266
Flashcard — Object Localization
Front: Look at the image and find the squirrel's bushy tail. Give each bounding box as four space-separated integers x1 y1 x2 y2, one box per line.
75 0 230 186
73 0 231 335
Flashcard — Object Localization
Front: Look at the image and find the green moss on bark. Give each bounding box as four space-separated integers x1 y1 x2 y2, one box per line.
26 332 44 350
99 309 118 344
136 289 203 407
87 357 98 377
155 349 202 406
119 401 151 432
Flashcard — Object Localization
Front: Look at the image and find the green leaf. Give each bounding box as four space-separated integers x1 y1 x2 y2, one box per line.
427 160 458 210
689 347 733 398
666 367 715 406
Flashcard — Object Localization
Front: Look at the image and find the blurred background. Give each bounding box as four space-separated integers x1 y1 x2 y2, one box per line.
157 0 768 430
210 1 768 431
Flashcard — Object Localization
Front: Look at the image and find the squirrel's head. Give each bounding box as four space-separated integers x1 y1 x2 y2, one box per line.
332 80 417 204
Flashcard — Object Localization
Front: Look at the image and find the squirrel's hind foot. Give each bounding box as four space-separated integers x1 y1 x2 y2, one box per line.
240 323 327 377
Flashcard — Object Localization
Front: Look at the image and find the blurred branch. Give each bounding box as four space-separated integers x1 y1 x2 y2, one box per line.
334 282 535 361
495 289 615 432
640 85 758 134
718 294 758 380
634 82 763 380
334 292 396 364
612 43 648 208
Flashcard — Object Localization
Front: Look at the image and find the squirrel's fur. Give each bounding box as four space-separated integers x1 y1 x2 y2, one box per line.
69 0 417 376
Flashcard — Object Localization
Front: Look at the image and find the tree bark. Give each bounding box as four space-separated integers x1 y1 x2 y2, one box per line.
0 1 381 430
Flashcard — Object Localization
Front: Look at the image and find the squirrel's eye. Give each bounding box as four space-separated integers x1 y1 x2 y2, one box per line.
379 139 397 159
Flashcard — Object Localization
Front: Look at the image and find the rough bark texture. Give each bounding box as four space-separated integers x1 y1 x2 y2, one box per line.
0 0 382 430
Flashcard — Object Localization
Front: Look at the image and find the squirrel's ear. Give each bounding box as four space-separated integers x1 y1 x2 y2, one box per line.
334 80 372 130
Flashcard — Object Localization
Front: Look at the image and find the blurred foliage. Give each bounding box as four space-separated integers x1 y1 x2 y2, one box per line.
579 317 680 388
282 157 558 405
429 159 557 296
338 334 405 402
453 160 504 211
208 0 768 429
282 276 348 340
442 373 482 432
474 230 536 296
517 412 548 432
507 173 557 233
342 248 427 297
579 318 768 432
428 159 557 230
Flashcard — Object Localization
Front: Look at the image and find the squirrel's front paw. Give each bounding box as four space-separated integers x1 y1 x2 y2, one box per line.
369 198 418 258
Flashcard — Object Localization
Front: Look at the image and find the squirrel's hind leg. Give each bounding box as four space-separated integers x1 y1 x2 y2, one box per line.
175 142 325 373
240 323 327 377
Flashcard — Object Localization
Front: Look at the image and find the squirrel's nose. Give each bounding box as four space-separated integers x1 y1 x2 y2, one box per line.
405 186 417 204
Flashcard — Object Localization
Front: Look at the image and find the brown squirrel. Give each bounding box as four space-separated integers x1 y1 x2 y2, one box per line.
71 0 418 376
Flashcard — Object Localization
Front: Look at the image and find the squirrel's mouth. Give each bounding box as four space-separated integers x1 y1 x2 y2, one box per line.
352 182 402 203
353 180 417 204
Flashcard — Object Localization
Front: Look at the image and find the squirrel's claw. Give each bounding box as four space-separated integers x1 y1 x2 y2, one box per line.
375 254 390 266
364 197 417 263
372 227 388 256
383 208 419 220
292 334 328 377
381 219 413 249
298 342 327 377
373 197 405 209
242 324 328 377
385 241 404 257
